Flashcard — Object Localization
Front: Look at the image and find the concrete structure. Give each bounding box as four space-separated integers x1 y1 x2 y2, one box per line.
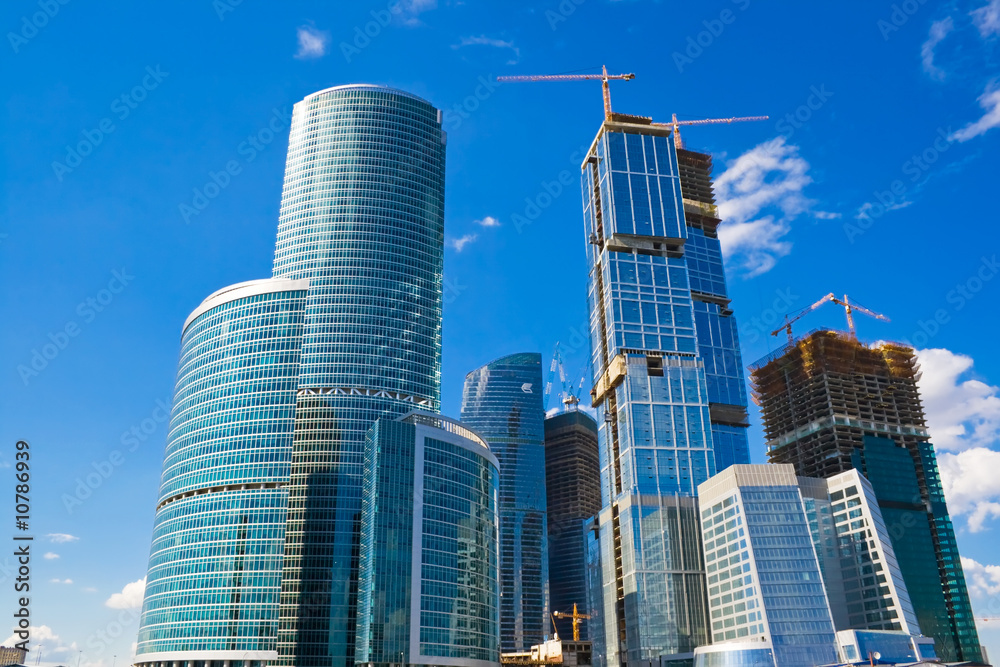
696 465 838 667
462 353 548 652
355 412 500 667
750 330 981 662
135 84 447 667
0 647 27 667
545 410 601 641
580 112 751 666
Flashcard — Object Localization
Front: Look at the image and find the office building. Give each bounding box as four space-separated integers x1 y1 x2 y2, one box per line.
750 330 981 662
0 646 28 667
355 412 500 667
580 113 751 665
696 464 838 667
135 279 308 667
135 84 447 667
544 410 601 641
461 353 548 652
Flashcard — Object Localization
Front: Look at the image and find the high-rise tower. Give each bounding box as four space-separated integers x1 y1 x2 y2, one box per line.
580 114 751 666
749 330 981 662
461 353 548 653
135 84 447 667
544 410 601 641
273 85 446 667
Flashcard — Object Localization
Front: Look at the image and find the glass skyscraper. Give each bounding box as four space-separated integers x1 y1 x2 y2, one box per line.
272 85 446 667
355 412 500 667
461 353 548 653
136 84 447 667
580 115 751 666
135 278 309 667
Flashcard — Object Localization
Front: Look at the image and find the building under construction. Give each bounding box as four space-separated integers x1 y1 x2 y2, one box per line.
749 329 982 663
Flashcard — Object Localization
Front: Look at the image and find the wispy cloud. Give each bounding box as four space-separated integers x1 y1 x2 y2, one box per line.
918 347 1000 532
475 215 501 228
950 83 1000 142
397 0 438 26
921 17 954 80
962 556 1000 597
50 578 73 584
47 533 79 543
447 234 478 252
106 577 146 609
295 25 329 60
715 137 814 277
453 35 520 64
813 210 841 220
44 552 60 560
972 0 1000 37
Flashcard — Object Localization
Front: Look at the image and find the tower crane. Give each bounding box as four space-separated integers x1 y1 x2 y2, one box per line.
552 603 592 642
545 344 585 411
771 293 890 343
497 66 768 144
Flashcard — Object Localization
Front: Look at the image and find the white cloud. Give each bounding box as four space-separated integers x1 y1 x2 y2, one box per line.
813 210 841 220
714 137 814 277
453 35 520 64
921 17 954 81
83 586 97 593
917 348 1000 531
50 578 73 584
396 0 438 26
916 348 1000 452
47 533 79 543
855 199 912 220
44 552 60 559
962 556 1000 597
447 234 478 252
972 0 1000 37
2 625 64 648
949 83 1000 142
475 215 501 228
106 577 146 609
294 25 329 60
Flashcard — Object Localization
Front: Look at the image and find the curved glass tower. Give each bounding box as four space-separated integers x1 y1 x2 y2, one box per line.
273 85 446 667
135 278 308 667
460 353 548 653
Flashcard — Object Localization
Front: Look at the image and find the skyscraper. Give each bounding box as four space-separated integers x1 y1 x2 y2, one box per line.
355 412 500 667
461 353 548 652
135 278 308 667
580 114 751 665
750 330 981 662
696 464 838 667
273 85 446 667
135 84 447 667
544 410 601 641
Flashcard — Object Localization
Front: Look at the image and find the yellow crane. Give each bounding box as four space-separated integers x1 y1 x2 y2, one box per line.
552 603 591 642
771 293 890 343
497 66 768 145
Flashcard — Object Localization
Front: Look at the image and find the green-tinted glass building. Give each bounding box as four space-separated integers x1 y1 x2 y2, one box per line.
355 412 500 667
750 330 981 662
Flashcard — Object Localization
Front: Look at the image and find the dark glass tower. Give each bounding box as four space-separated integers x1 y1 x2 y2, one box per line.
544 410 601 641
272 85 446 667
580 114 751 666
461 353 548 652
749 330 981 662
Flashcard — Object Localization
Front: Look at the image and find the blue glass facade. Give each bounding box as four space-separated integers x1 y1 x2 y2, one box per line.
581 118 751 665
356 413 500 667
272 85 446 667
136 278 308 667
461 353 548 653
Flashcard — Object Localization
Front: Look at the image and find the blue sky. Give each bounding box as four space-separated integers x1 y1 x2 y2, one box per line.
3 0 1000 663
